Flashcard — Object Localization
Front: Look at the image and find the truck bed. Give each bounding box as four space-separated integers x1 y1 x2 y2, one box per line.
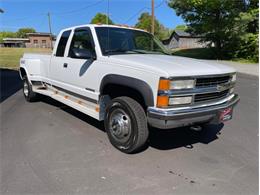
22 53 52 78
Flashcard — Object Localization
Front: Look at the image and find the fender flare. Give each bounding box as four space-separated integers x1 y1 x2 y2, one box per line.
100 74 154 107
19 67 28 80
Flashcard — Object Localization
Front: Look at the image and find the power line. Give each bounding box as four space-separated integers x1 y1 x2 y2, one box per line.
123 7 149 24
2 13 46 23
52 0 105 16
123 0 166 24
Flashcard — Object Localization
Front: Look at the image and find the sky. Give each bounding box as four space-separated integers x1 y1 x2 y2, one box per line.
0 0 184 35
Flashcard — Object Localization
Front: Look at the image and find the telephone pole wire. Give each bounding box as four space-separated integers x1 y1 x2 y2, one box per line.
151 0 155 35
47 12 53 49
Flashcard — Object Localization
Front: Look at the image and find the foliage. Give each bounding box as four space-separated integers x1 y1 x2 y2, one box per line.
135 12 171 40
172 48 216 59
16 28 36 38
0 28 36 42
0 31 17 43
168 0 259 62
90 13 114 25
175 25 187 31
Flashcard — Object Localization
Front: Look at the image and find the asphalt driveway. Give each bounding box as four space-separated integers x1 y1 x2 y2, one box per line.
0 70 258 194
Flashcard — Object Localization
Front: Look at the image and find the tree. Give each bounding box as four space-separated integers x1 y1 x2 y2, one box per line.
175 25 187 31
90 13 114 25
16 28 36 38
135 12 170 40
0 31 17 43
168 0 259 61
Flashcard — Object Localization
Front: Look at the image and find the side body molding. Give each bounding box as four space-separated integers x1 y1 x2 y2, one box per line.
100 74 154 107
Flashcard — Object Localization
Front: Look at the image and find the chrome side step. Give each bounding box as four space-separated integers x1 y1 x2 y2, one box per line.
32 85 101 120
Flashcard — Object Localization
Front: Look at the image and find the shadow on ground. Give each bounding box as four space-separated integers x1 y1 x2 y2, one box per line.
0 69 22 103
40 96 223 152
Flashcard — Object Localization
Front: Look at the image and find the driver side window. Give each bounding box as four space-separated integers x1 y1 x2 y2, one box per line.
69 28 95 58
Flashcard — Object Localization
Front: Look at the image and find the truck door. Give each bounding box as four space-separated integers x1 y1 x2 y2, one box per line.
57 27 98 101
49 30 72 89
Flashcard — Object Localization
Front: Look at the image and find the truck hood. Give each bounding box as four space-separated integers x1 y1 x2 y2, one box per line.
108 54 236 77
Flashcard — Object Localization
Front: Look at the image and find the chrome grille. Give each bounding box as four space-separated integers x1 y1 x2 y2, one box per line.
196 76 231 87
194 89 230 102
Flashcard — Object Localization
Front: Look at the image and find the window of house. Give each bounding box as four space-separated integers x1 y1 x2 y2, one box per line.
33 40 38 44
42 40 46 44
56 30 71 57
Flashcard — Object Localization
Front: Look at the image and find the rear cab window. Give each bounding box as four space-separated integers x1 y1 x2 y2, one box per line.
55 30 71 57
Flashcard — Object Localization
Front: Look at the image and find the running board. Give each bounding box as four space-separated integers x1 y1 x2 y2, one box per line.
32 85 101 120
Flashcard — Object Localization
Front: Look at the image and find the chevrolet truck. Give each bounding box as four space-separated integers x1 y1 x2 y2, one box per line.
20 24 240 153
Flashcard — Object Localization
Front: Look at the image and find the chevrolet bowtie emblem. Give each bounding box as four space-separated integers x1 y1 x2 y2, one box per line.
217 83 229 91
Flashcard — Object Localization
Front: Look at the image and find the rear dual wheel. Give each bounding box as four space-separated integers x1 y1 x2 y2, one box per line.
104 97 149 154
23 76 38 102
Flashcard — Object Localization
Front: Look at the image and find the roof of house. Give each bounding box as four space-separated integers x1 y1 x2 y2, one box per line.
3 38 30 41
174 30 192 37
162 30 202 45
26 32 52 36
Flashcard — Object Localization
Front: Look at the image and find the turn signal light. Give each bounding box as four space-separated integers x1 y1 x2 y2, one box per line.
158 79 170 90
157 96 169 107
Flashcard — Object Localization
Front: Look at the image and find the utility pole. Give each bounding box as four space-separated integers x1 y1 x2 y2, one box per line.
47 12 53 49
151 0 155 35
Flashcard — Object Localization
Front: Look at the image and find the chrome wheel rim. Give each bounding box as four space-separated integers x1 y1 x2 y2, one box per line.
109 108 131 143
23 81 29 97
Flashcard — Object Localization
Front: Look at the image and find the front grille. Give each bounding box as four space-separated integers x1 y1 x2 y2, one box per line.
196 76 231 87
194 89 229 102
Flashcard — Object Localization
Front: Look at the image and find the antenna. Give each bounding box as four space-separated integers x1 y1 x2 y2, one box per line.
151 0 155 35
107 0 110 57
106 0 109 25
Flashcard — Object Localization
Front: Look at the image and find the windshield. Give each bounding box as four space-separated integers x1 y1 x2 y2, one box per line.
95 27 170 56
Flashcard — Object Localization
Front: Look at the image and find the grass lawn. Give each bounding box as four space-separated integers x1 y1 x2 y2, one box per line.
0 48 52 69
172 47 257 63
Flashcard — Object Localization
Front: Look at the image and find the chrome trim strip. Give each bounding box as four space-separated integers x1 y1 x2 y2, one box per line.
148 94 239 119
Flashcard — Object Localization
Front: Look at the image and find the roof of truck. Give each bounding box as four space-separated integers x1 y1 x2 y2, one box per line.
62 24 149 33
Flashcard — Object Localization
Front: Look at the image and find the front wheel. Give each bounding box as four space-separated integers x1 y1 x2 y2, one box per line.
104 96 149 154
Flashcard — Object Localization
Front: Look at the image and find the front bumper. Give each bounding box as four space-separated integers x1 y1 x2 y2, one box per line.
147 94 240 129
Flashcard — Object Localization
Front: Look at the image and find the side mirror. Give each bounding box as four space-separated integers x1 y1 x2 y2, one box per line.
71 48 95 60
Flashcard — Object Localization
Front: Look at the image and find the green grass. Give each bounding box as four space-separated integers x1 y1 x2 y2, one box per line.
172 47 258 63
0 48 52 69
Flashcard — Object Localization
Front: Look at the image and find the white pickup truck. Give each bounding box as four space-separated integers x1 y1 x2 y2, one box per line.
20 24 239 153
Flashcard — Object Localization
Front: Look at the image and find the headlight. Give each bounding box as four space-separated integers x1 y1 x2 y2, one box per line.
169 96 193 105
231 74 236 82
170 80 195 90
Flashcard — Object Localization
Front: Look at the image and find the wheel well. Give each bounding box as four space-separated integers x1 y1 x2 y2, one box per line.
19 68 27 79
102 84 147 109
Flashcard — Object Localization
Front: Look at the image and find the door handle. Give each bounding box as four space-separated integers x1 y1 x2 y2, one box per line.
63 63 68 68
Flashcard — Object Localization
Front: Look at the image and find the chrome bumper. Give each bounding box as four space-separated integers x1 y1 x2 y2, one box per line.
147 94 240 129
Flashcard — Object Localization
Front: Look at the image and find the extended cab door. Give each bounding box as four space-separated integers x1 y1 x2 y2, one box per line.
51 27 99 101
49 30 72 88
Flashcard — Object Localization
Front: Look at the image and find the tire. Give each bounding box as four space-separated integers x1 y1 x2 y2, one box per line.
23 77 38 102
104 96 149 154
